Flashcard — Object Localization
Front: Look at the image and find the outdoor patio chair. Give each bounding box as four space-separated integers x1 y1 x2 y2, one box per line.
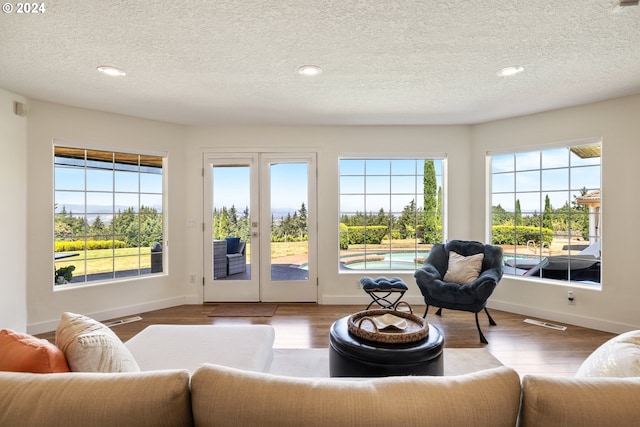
213 240 227 279
523 241 601 283
414 240 503 344
226 238 247 275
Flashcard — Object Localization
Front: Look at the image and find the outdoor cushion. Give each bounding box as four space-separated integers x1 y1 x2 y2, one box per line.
225 237 241 254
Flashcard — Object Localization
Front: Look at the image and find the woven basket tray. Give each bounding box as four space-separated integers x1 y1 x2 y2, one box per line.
348 303 429 344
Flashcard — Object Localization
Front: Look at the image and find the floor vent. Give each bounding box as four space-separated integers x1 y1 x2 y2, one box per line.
524 318 567 331
104 316 142 327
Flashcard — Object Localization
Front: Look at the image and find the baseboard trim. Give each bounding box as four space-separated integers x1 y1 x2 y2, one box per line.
27 296 190 335
27 293 636 335
321 295 637 334
487 299 637 334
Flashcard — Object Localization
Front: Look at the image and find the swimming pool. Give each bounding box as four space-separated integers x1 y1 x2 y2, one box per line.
340 251 429 270
340 251 538 271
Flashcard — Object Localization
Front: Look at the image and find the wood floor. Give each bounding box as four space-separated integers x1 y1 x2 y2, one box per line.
38 303 616 378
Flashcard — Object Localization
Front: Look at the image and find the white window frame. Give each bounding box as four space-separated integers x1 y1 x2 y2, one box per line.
487 137 602 287
338 154 447 273
53 141 166 288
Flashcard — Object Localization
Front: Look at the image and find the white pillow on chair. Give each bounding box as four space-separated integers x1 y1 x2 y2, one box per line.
443 251 484 285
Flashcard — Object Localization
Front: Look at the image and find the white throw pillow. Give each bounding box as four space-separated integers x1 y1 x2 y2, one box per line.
443 251 484 285
55 312 140 373
575 330 640 378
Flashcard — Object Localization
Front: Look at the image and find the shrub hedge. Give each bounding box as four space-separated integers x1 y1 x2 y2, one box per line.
54 240 127 252
492 226 554 246
339 223 349 249
344 226 388 245
339 224 554 249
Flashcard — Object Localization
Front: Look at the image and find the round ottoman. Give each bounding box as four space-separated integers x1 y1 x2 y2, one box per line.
329 315 444 377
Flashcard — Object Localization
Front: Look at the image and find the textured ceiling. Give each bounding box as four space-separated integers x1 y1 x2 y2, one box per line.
1 0 639 125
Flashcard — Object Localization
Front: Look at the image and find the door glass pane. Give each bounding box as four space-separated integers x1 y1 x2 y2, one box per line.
270 162 309 281
212 164 251 281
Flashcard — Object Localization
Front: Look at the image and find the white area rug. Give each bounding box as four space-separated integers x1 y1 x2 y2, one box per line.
268 348 502 377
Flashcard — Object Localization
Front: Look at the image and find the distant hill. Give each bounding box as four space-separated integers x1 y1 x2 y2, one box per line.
270 208 299 220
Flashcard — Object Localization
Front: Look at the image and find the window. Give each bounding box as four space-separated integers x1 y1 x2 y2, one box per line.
339 157 445 271
54 145 165 286
490 141 601 285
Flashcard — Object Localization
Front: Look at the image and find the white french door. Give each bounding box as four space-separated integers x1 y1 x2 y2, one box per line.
203 152 317 302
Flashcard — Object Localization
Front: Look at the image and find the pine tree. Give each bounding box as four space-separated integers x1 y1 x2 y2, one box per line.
543 195 553 230
423 160 438 243
515 199 523 226
90 215 106 237
398 199 417 239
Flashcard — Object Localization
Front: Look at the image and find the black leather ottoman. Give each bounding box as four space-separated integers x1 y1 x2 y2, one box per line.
329 315 444 377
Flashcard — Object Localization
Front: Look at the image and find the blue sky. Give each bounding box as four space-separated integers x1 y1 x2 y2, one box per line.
54 166 163 224
213 163 308 214
55 148 600 222
491 147 601 213
339 159 444 214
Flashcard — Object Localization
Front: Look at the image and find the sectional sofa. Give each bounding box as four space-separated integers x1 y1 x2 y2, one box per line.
1 313 640 427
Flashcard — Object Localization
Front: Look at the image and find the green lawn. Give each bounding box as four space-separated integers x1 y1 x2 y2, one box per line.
55 241 311 277
54 247 152 275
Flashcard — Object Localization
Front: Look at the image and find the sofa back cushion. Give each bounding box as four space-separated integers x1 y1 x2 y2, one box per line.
0 329 70 373
520 374 640 427
0 369 192 427
191 364 521 427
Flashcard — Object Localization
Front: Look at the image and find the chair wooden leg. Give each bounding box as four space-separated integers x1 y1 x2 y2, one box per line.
485 308 497 326
475 312 488 344
435 307 443 316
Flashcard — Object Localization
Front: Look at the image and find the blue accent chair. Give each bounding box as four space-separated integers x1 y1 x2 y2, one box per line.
414 240 503 344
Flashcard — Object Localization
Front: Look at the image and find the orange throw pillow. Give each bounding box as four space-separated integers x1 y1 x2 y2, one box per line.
0 329 70 373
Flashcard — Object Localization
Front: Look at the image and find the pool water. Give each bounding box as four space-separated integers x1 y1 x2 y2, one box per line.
340 251 536 271
341 251 429 270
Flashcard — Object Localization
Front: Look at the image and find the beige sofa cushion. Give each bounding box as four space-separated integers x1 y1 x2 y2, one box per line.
0 369 192 427
191 364 521 427
520 374 640 427
575 330 640 377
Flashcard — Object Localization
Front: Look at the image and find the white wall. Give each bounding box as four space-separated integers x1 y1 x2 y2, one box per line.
26 101 191 334
0 89 28 331
471 93 640 333
184 125 473 306
13 93 640 335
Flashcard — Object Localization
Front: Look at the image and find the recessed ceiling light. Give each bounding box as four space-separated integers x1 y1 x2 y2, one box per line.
497 66 524 77
297 65 322 76
97 65 127 77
